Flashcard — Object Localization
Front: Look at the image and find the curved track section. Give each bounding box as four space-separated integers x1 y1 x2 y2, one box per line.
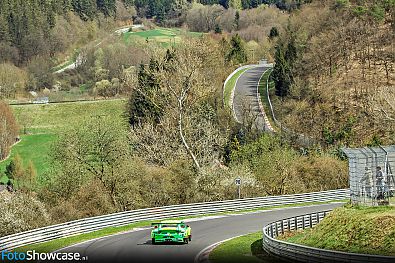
59 203 343 263
233 65 269 131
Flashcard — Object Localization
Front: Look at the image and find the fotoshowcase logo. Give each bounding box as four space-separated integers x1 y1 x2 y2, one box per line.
1 250 88 261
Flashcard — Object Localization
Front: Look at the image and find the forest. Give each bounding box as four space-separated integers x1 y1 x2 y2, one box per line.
0 0 393 237
271 0 394 148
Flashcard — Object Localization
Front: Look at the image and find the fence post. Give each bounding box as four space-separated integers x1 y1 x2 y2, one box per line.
275 222 279 237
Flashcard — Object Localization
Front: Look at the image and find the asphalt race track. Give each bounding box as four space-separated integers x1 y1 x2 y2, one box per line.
59 203 343 263
233 65 270 131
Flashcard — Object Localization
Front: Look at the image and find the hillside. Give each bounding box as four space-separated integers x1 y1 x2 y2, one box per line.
270 0 395 148
281 205 395 256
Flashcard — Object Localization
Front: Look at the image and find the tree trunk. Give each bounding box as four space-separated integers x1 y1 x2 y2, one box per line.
178 99 200 170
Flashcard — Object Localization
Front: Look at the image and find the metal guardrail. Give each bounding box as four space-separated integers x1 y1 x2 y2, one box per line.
263 209 395 263
0 189 349 251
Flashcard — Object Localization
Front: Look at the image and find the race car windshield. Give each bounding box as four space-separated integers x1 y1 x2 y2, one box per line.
161 224 178 228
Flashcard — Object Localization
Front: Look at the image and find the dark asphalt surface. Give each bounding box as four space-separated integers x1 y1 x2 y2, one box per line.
233 65 270 131
59 203 343 263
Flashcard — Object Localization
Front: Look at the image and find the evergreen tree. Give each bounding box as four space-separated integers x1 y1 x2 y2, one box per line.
72 0 97 20
127 59 164 127
269 26 279 39
285 36 297 66
272 44 292 97
226 34 247 64
5 154 25 183
96 0 116 17
234 10 240 30
214 24 222 34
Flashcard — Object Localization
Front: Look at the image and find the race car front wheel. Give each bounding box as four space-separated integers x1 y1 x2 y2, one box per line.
188 235 192 241
152 238 156 245
184 238 189 244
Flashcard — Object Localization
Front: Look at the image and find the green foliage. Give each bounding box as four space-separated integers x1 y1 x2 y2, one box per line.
352 5 369 17
269 26 279 38
322 117 355 146
370 5 386 22
0 191 51 236
334 0 350 9
127 58 167 127
234 10 240 30
272 43 292 97
215 24 223 34
229 0 242 10
367 134 383 147
0 134 56 186
0 0 117 64
230 134 299 195
226 34 247 64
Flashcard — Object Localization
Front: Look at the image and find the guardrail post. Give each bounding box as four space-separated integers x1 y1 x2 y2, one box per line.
275 222 279 237
309 215 313 228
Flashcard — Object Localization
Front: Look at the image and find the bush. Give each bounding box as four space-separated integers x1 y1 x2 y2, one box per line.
0 192 51 236
0 101 19 160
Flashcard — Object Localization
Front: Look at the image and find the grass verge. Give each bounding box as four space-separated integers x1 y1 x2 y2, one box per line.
280 205 395 256
223 68 250 108
209 232 264 263
13 199 346 254
257 69 277 129
210 232 280 263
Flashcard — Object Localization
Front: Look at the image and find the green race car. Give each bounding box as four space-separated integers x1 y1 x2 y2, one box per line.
151 220 192 244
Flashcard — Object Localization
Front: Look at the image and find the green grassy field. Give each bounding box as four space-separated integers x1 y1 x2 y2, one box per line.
281 205 395 256
223 67 251 108
122 28 202 47
0 99 127 184
12 99 126 133
0 134 56 184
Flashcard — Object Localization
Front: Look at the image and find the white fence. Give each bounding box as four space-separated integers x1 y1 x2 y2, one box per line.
0 189 349 251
